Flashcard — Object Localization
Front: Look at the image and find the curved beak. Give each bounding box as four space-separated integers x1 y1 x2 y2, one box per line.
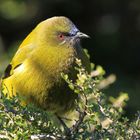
75 32 90 39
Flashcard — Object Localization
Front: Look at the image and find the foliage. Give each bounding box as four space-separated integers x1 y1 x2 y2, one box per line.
0 59 140 140
0 96 61 139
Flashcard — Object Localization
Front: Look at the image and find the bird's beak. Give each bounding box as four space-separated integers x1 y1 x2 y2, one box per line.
75 32 90 39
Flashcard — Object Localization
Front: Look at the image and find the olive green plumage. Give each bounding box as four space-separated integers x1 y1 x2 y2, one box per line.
1 16 90 114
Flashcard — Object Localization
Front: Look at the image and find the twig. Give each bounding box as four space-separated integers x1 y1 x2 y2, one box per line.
97 74 116 90
56 114 71 136
57 93 88 139
70 93 87 135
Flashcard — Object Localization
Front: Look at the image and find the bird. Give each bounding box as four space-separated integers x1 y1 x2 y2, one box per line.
1 16 90 115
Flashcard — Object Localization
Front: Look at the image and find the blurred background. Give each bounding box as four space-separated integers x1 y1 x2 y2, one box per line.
0 0 139 119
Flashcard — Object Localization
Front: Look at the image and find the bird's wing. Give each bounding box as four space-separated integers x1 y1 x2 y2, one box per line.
2 44 34 79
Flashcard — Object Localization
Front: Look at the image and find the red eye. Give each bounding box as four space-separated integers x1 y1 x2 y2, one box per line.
58 34 65 40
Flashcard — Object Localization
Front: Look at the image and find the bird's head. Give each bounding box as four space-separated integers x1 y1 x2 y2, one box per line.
35 16 89 47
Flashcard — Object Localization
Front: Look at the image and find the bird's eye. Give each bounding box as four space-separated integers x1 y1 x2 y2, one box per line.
58 34 65 40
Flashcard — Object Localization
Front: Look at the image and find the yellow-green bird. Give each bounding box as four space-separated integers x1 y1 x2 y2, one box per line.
1 16 90 115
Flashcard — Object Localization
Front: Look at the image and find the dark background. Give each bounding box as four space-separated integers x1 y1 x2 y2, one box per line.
0 0 140 118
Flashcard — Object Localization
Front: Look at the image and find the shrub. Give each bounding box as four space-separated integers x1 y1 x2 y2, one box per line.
0 59 139 140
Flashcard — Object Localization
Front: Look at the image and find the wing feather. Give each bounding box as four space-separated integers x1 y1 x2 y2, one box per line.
2 44 34 79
